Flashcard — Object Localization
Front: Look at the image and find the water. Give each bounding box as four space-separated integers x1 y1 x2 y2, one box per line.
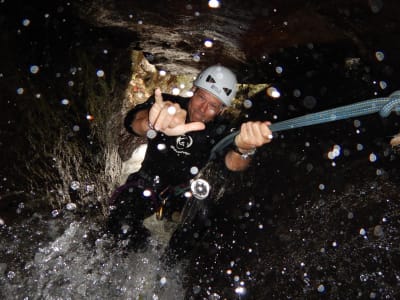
0 211 185 299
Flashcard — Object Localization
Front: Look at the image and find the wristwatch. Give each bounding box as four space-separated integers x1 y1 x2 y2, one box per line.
231 144 257 159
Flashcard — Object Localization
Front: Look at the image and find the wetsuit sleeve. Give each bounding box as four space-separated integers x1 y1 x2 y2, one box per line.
124 96 155 135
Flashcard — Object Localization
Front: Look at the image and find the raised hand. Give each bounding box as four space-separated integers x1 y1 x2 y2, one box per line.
149 88 205 136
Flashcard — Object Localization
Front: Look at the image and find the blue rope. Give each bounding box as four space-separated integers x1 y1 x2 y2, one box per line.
209 90 400 160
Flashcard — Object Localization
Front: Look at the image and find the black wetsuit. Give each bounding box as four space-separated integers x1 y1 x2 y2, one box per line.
108 93 232 248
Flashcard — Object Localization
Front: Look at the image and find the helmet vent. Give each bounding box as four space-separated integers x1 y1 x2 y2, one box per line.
206 75 216 83
223 87 232 96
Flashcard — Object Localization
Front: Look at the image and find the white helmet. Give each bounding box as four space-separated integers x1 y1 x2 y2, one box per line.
193 65 237 106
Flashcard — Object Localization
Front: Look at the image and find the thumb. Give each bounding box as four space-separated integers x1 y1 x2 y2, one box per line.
182 122 206 134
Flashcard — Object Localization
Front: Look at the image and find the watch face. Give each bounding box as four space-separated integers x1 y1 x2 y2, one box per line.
242 148 256 159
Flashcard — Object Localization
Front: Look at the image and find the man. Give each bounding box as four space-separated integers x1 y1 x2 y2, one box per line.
108 65 272 249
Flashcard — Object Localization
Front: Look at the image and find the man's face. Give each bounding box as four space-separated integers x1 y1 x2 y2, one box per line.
188 88 225 123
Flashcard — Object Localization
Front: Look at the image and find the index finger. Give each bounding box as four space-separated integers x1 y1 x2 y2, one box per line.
155 88 164 105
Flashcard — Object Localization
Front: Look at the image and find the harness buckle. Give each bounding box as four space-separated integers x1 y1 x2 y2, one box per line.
156 186 171 220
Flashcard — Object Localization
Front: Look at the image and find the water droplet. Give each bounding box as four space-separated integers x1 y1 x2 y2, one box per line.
235 286 246 295
356 144 364 151
61 98 69 105
293 89 301 98
373 225 384 237
369 153 377 162
22 19 30 26
86 184 95 192
243 99 253 109
147 129 157 139
317 284 325 293
157 143 166 151
186 90 194 97
375 51 385 62
379 81 387 89
66 203 77 211
192 53 201 62
7 271 16 279
369 0 383 13
159 70 167 76
267 86 280 98
193 285 201 294
143 189 152 197
51 209 60 217
190 166 199 175
208 0 221 8
204 40 213 48
72 125 80 132
16 87 24 95
359 228 366 235
96 70 105 77
70 181 80 190
172 87 180 95
347 212 354 219
303 96 317 109
30 65 39 74
275 66 283 74
353 119 361 128
318 184 325 190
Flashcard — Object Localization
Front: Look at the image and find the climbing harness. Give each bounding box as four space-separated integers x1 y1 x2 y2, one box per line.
209 90 400 160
